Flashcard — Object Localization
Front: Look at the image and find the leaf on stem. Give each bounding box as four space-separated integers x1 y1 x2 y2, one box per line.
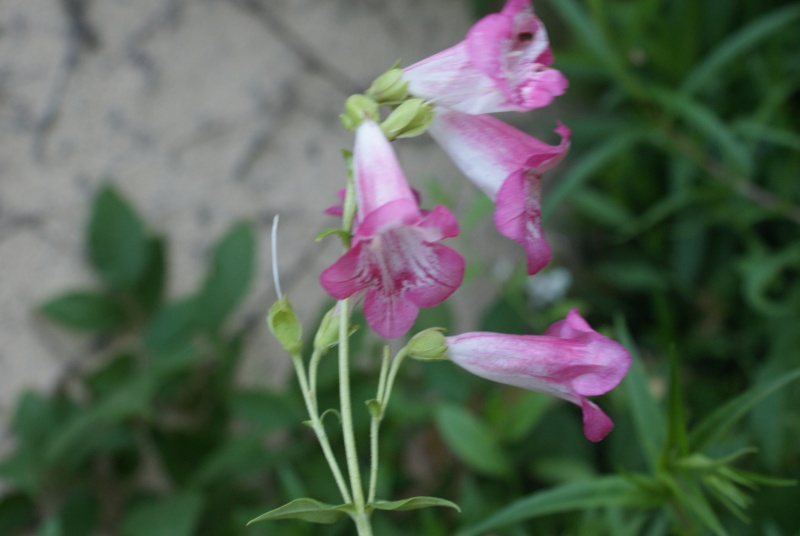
247 498 353 525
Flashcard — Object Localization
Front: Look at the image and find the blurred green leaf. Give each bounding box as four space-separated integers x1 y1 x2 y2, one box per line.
60 490 99 536
247 498 351 525
230 390 304 434
131 236 166 314
689 368 800 452
435 404 512 478
495 390 552 442
543 129 649 221
39 291 126 332
0 493 36 535
195 221 255 332
615 315 665 471
681 4 800 94
120 493 203 536
143 298 198 353
191 436 271 486
35 517 62 536
456 476 653 536
372 496 461 513
88 185 148 287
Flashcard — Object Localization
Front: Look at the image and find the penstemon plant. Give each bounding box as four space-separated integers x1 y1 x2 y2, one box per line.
251 1 631 534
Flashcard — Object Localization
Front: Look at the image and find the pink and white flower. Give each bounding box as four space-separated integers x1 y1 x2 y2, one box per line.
403 0 567 114
320 120 465 339
429 109 570 275
445 309 630 442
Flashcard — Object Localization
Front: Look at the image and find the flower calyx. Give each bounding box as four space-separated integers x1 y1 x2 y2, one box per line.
267 296 303 355
365 67 409 105
407 328 449 361
381 98 435 140
340 94 380 131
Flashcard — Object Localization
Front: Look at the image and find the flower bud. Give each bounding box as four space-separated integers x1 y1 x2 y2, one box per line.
340 94 379 131
267 296 303 355
365 68 408 104
313 305 340 352
407 328 449 361
381 98 434 140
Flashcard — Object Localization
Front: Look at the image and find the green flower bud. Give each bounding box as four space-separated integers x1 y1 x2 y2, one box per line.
267 296 303 355
365 68 409 104
340 94 379 131
380 98 434 140
407 328 449 361
314 305 340 352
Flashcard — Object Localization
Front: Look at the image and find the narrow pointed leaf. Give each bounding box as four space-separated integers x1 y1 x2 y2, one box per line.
247 498 351 525
372 496 461 513
456 476 653 536
689 368 800 452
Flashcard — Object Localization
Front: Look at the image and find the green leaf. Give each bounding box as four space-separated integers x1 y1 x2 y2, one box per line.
39 291 126 332
88 185 148 287
495 391 552 442
195 221 255 332
615 315 665 471
689 368 800 452
229 390 303 433
131 236 166 313
681 4 800 94
649 88 752 174
435 404 511 478
456 476 653 536
247 498 352 525
191 436 271 486
543 129 649 221
143 298 199 353
371 496 461 513
0 493 37 535
664 347 689 458
120 493 203 536
36 517 62 536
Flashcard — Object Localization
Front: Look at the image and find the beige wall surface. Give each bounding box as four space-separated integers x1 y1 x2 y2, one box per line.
0 0 489 425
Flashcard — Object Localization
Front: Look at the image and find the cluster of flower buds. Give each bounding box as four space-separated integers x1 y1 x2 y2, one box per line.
318 0 630 441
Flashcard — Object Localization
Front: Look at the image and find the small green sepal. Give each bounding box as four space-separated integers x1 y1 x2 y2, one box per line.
365 68 408 104
314 305 341 352
340 94 379 130
365 399 383 419
247 498 353 525
381 98 434 140
267 296 303 355
315 228 352 243
407 328 449 361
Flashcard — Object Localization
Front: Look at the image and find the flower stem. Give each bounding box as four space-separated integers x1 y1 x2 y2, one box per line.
337 298 368 512
368 346 391 503
289 353 352 504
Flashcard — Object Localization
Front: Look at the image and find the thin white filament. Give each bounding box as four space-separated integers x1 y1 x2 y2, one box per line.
271 214 283 300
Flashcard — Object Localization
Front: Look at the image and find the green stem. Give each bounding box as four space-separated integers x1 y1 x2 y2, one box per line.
353 511 374 536
368 347 391 503
381 347 409 407
290 353 352 504
337 298 367 511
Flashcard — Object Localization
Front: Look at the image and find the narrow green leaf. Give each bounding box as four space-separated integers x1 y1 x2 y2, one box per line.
87 185 148 287
543 130 649 221
247 498 351 525
614 315 665 470
39 291 126 332
689 368 800 452
435 404 512 478
456 476 652 536
371 496 461 513
665 347 689 458
649 88 751 174
120 493 203 536
195 221 255 332
681 4 800 94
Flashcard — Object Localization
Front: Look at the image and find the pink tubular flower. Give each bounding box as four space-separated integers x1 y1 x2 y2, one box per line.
429 109 570 275
445 309 630 442
320 120 465 339
402 0 567 114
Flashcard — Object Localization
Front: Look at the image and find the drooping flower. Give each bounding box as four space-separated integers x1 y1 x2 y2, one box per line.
320 120 465 339
429 109 570 274
402 0 567 114
444 309 630 442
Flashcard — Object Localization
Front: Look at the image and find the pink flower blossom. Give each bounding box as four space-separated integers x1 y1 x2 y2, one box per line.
320 120 465 339
445 309 630 441
429 109 570 274
403 0 567 114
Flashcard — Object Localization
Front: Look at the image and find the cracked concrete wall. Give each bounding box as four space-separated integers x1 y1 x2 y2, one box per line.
0 0 482 422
